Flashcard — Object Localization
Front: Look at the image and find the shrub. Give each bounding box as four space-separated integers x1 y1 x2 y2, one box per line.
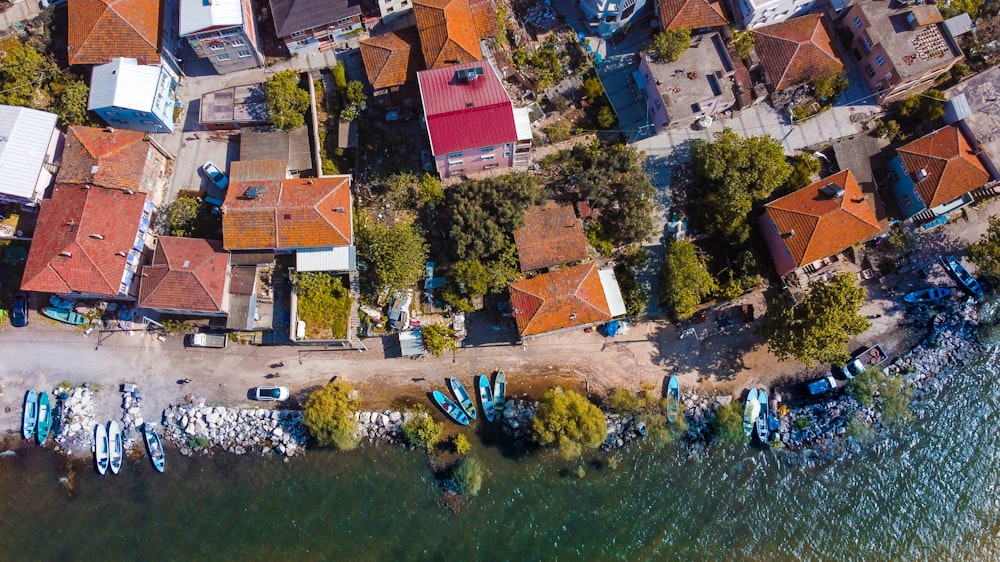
711 399 746 444
453 433 471 456
188 435 211 450
291 271 351 339
264 70 309 130
641 411 687 448
421 323 458 357
452 457 484 496
402 412 444 450
607 388 644 415
845 413 874 441
873 119 901 141
303 381 361 450
597 106 617 129
533 388 606 459
648 28 691 63
793 416 813 431
787 153 820 189
545 122 572 143
813 71 848 101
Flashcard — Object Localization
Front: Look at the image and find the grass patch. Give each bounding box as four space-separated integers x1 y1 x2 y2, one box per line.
292 271 352 340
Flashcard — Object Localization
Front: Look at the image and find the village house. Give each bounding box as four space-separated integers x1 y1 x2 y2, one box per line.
269 0 363 55
138 236 231 318
88 58 179 134
657 0 728 32
179 0 265 74
580 0 647 37
360 27 422 97
512 202 589 273
68 0 180 73
509 263 627 340
753 14 843 94
0 106 61 207
944 65 1000 182
733 0 814 30
198 83 269 131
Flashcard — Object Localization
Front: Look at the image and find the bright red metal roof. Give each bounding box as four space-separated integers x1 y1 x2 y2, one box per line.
417 61 518 155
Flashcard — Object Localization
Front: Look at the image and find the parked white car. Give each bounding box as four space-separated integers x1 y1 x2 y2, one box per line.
252 386 289 401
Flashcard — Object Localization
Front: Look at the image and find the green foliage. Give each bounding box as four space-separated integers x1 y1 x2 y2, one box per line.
452 457 484 496
356 216 428 295
162 196 220 239
607 388 645 415
291 272 352 339
401 411 444 450
331 62 347 89
586 222 615 256
812 71 848 101
419 174 444 205
303 382 361 450
615 248 649 317
716 250 760 300
658 240 718 320
757 272 870 366
950 62 972 82
545 122 572 143
607 455 620 470
849 367 913 425
582 76 604 101
968 215 1000 285
533 388 606 459
689 128 792 243
513 45 563 89
453 433 471 456
51 77 90 126
845 412 875 441
939 0 984 18
732 29 754 60
873 119 901 141
711 399 746 444
897 89 946 124
793 416 813 430
0 39 51 108
188 435 211 450
648 28 691 63
886 226 914 252
421 323 457 357
597 105 617 129
787 152 821 190
264 70 310 130
440 174 542 264
451 259 490 297
160 319 195 335
642 409 687 449
576 466 587 479
340 80 367 121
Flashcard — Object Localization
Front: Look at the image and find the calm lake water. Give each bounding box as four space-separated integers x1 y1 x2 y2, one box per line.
1 346 998 561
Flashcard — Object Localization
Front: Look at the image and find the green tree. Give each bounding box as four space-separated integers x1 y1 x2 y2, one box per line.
419 173 444 205
716 249 760 300
441 173 542 264
161 196 220 238
658 240 718 320
757 272 870 366
303 381 361 450
331 62 347 89
849 367 913 425
689 128 792 242
51 78 90 126
452 456 484 496
453 433 472 455
533 388 606 459
787 152 820 190
581 76 604 101
648 28 691 63
291 271 351 339
356 216 428 294
607 388 645 415
812 71 848 101
340 80 367 121
264 70 310 130
968 216 1000 285
898 89 945 124
0 39 52 108
451 259 490 297
401 411 444 450
597 105 617 129
711 399 746 444
873 119 901 141
732 29 754 60
421 322 458 357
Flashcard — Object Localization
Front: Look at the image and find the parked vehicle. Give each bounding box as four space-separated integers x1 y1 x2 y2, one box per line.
10 292 28 327
840 344 888 379
388 289 413 331
202 161 229 189
253 386 289 401
187 333 228 348
807 376 838 396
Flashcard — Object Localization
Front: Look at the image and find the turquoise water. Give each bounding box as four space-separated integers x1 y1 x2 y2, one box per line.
1 346 998 561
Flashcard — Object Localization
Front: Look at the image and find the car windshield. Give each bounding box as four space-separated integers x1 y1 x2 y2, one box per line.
262 388 279 398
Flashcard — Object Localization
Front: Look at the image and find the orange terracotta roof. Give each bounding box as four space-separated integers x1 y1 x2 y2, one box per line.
58 126 154 192
509 263 615 337
414 0 482 69
223 161 352 251
68 0 161 65
360 27 422 91
512 202 589 272
897 125 991 208
754 14 842 91
658 0 728 30
468 0 498 39
139 237 229 313
764 170 881 269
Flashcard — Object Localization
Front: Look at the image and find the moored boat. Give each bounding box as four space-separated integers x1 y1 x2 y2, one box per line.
904 287 951 303
36 391 52 445
448 377 477 420
666 375 680 424
94 423 109 476
22 389 37 440
108 421 123 475
756 389 769 443
493 370 506 418
477 374 495 422
143 423 165 473
742 388 760 438
940 256 984 299
432 390 470 426
40 307 87 326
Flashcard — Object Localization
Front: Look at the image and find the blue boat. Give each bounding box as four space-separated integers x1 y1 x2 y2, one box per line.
941 256 984 299
904 287 951 303
743 388 759 438
22 389 37 440
448 378 477 420
143 423 166 473
493 370 506 418
36 392 52 445
477 374 495 422
432 390 469 426
666 375 680 424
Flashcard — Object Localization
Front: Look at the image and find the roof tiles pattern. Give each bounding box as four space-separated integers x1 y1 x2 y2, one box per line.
414 0 482 69
509 263 613 337
897 125 991 208
754 14 843 91
58 126 153 192
360 27 422 90
269 0 362 37
68 0 161 65
658 0 728 30
139 237 229 312
513 202 589 272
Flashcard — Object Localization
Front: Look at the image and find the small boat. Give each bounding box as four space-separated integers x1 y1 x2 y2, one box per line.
40 307 87 326
666 375 680 424
477 374 495 423
492 370 506 418
22 389 37 440
742 388 760 438
904 287 951 303
36 392 52 445
94 423 109 476
448 377 477 420
142 423 165 473
108 421 123 475
940 255 984 299
756 389 769 443
431 390 470 426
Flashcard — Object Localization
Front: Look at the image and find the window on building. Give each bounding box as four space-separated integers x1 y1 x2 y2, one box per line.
210 43 224 51
448 160 463 166
231 38 245 47
853 15 862 29
217 53 231 61
862 37 872 52
401 0 408 5
291 30 306 38
481 155 495 161
484 163 499 169
865 63 875 77
386 6 393 11
481 146 495 152
237 50 252 58
335 16 353 25
876 55 886 67
447 151 462 158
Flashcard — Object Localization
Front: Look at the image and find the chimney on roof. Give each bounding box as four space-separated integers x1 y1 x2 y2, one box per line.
91 165 99 174
782 229 795 238
105 127 115 134
307 180 314 185
334 207 346 213
852 196 866 204
90 233 104 240
915 168 928 181
66 219 75 227
125 189 135 195
59 251 72 257
116 251 127 257
569 312 578 320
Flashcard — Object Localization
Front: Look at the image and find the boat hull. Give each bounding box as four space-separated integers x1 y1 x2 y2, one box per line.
755 389 769 443
743 388 759 437
22 389 37 440
143 424 165 473
448 378 477 420
40 307 87 326
903 287 951 303
493 370 506 418
941 256 984 299
477 374 495 422
666 375 680 424
108 421 123 475
36 392 52 445
95 423 109 476
432 390 470 425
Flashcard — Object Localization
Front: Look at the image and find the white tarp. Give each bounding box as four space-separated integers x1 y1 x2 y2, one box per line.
598 268 627 317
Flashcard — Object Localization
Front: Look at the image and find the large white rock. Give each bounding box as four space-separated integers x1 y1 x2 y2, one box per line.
273 427 284 437
389 411 402 422
359 412 372 424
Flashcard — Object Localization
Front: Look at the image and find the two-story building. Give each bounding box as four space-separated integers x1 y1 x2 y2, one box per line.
88 58 179 133
138 236 231 318
754 14 843 94
842 2 962 104
68 0 181 74
580 0 647 37
179 0 264 74
509 263 627 341
269 0 363 55
734 0 814 29
658 0 728 32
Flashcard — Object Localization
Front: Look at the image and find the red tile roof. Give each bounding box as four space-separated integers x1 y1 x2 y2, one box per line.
509 263 615 337
58 126 155 192
139 237 229 313
468 0 498 39
513 202 589 272
754 14 843 91
68 0 161 65
360 27 423 91
658 0 728 30
414 0 482 69
21 184 147 296
417 61 518 155
764 170 881 271
222 162 352 251
897 125 991 208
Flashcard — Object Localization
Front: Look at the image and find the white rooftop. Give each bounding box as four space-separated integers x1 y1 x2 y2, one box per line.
295 246 356 272
598 268 627 317
513 107 532 142
88 58 163 113
0 105 58 201
179 0 244 36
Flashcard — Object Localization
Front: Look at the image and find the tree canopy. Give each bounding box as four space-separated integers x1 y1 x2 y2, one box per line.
356 216 428 295
264 70 310 130
648 29 691 63
812 71 848 101
533 388 606 459
303 381 361 450
659 240 718 320
0 39 89 125
401 411 444 450
849 367 913 425
452 456 484 496
898 89 946 124
757 272 870 366
340 80 367 121
161 196 220 239
967 215 1000 285
421 323 458 357
787 152 820 190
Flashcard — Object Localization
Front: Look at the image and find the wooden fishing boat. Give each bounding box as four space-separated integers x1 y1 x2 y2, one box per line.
666 375 680 424
40 307 87 326
492 370 506 418
94 423 109 476
36 391 52 445
742 388 759 438
940 255 984 299
755 389 769 443
903 287 951 303
477 374 495 422
22 389 37 440
108 421 123 475
143 423 165 473
448 377 477 420
432 390 470 426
